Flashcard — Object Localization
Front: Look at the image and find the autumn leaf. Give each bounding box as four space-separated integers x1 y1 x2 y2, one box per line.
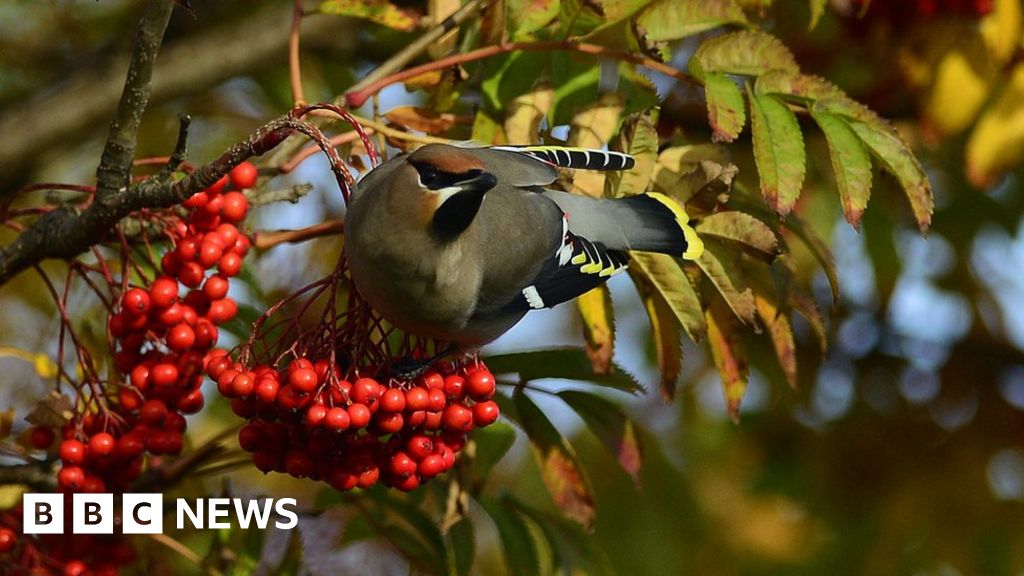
810 106 873 228
577 286 615 374
703 73 747 143
706 299 749 422
748 84 806 216
630 268 684 399
318 0 419 32
559 390 644 486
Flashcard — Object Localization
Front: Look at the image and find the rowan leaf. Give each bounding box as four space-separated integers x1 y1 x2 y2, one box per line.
507 0 561 38
569 93 625 197
652 145 730 200
318 0 418 31
448 517 476 576
754 70 844 102
691 30 799 78
383 106 459 134
558 390 643 486
705 299 749 422
695 240 757 325
703 73 747 143
755 292 797 388
635 0 748 42
577 286 615 374
748 84 806 216
809 106 873 228
481 498 554 576
811 97 932 229
505 83 554 144
607 111 659 197
630 268 684 400
695 211 779 260
513 388 596 528
629 252 706 341
486 349 644 394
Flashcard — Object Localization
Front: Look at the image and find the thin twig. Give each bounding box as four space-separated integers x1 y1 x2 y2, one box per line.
252 219 345 251
289 0 306 106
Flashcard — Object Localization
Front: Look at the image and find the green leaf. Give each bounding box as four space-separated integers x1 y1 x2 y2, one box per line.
468 421 517 491
628 253 706 341
507 0 561 38
636 0 748 42
577 286 615 374
630 269 684 400
549 52 602 126
703 73 747 143
448 517 476 576
607 111 660 197
748 84 806 216
691 30 799 78
706 299 749 422
317 0 418 31
558 390 643 485
485 349 644 394
809 0 827 28
810 106 874 229
480 498 552 576
482 51 548 112
754 70 844 102
696 240 757 325
696 211 779 260
514 388 596 528
509 499 617 576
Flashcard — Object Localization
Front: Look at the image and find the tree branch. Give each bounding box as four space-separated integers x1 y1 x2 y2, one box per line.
95 0 175 202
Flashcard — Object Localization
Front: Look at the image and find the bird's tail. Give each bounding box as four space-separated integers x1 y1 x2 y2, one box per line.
614 193 704 260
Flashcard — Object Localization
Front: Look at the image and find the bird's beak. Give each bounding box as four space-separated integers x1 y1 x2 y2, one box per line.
453 170 497 195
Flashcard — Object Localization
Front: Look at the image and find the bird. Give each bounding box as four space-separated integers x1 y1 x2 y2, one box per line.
344 143 704 350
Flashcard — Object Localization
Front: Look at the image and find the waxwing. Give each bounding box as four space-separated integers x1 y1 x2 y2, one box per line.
344 144 704 349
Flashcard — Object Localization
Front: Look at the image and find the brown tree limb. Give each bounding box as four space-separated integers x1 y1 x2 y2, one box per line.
95 0 175 202
252 219 345 251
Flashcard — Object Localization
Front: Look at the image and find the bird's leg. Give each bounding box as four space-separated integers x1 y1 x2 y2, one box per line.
390 344 459 380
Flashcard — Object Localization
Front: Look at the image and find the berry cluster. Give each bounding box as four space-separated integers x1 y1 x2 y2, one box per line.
852 0 993 18
52 161 255 494
0 507 134 576
209 355 500 492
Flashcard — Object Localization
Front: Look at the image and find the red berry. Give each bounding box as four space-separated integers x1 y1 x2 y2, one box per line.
198 240 225 269
405 387 429 411
357 466 380 488
238 424 263 452
207 298 238 324
421 372 444 389
407 410 426 427
130 364 151 390
168 323 196 351
252 450 279 473
140 399 169 425
218 252 242 277
255 377 279 403
59 439 86 464
116 433 145 459
63 559 88 576
193 318 219 349
389 451 416 477
204 194 224 216
29 426 55 450
150 363 179 387
119 387 143 411
418 454 445 479
176 238 198 262
440 445 456 470
177 389 205 413
374 412 404 434
347 403 371 428
216 223 240 246
164 411 187 433
178 261 205 288
208 175 229 195
305 403 328 427
393 473 421 491
443 375 466 402
230 373 255 397
284 451 313 478
324 407 351 431
158 302 186 326
150 277 179 308
289 367 318 393
427 388 447 411
423 410 443 431
121 288 151 316
203 275 230 300
406 435 433 461
351 378 381 409
444 404 474 432
379 388 406 412
466 370 496 401
183 190 209 209
221 191 250 223
0 527 16 553
58 465 85 490
161 251 181 276
328 467 358 491
229 162 258 190
472 401 500 427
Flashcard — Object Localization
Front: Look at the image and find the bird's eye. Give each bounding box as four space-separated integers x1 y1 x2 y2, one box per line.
417 165 439 187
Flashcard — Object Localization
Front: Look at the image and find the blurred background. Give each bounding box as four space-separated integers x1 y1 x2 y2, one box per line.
3 0 1024 574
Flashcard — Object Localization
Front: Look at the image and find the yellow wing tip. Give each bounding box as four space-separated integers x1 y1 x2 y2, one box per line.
645 192 704 260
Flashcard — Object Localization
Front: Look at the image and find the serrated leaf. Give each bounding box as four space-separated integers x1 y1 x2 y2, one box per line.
706 299 749 422
505 83 554 144
383 106 458 134
558 390 643 485
577 286 615 374
810 107 873 228
814 97 932 229
754 292 797 388
703 73 746 143
448 517 475 576
629 253 706 340
630 268 683 400
568 93 625 197
748 84 806 216
485 348 644 394
607 111 659 197
318 0 418 31
636 0 748 42
967 64 1024 188
808 0 827 28
513 389 595 528
507 0 561 38
696 211 779 260
695 240 757 325
482 498 555 576
754 70 844 102
691 30 798 78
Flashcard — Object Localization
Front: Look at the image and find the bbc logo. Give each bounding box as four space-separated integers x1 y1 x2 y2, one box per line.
23 494 163 534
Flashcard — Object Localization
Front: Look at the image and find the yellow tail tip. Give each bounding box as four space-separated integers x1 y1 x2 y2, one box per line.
645 192 704 260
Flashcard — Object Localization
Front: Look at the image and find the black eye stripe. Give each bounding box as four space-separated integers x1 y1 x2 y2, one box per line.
409 161 483 191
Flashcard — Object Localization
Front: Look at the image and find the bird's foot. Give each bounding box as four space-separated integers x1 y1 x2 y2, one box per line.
390 357 434 380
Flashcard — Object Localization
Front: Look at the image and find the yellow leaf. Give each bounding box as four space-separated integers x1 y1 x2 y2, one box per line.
981 0 1023 63
631 270 684 401
755 293 797 388
925 46 995 135
0 485 28 509
568 93 625 198
967 64 1024 188
319 0 419 32
577 286 614 375
504 84 554 144
706 299 748 423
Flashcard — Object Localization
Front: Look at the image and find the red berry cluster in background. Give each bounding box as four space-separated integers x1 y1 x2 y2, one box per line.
851 0 993 19
0 507 134 576
209 354 500 492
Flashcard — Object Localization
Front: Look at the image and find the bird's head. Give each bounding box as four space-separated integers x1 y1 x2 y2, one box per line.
400 145 498 241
